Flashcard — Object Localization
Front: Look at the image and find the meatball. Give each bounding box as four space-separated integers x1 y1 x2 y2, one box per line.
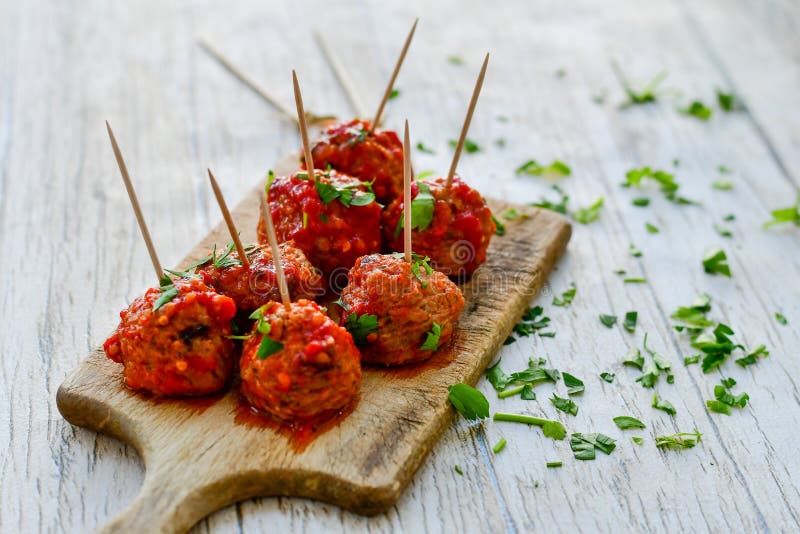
307 119 406 203
381 175 495 278
194 241 323 312
257 169 382 281
103 277 237 396
338 254 465 366
239 299 361 420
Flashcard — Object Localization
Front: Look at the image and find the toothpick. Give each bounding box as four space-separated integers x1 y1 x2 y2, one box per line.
207 169 250 268
105 121 163 283
259 189 291 309
371 18 418 131
446 53 490 191
314 30 368 118
403 120 412 263
292 70 316 182
197 38 298 125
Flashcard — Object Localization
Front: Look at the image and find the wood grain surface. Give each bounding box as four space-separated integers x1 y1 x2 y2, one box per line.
2 0 799 532
56 183 571 532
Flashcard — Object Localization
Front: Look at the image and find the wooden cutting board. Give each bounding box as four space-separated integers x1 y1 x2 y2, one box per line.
57 170 571 533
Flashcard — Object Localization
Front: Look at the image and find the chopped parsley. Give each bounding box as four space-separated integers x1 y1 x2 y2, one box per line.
600 372 616 383
505 306 554 343
454 465 463 475
651 393 676 415
551 394 578 416
546 461 562 468
655 430 702 449
447 383 489 420
712 180 733 191
416 170 435 180
713 223 733 238
493 413 567 441
315 180 375 207
632 436 644 445
447 55 464 65
416 142 435 154
717 90 743 112
572 197 604 224
634 333 673 388
531 185 569 214
449 138 480 153
684 355 701 366
153 276 179 311
562 372 585 395
622 167 696 205
611 63 667 107
702 247 731 277
624 277 647 284
388 88 400 100
570 433 616 460
501 207 529 221
679 100 712 120
706 378 749 415
343 312 379 345
492 213 506 236
515 159 572 177
776 313 788 326
645 222 659 234
486 358 559 398
391 253 435 287
492 438 507 454
735 344 769 368
629 243 643 257
613 416 645 430
599 314 617 328
763 193 800 228
622 347 644 370
623 311 638 333
552 283 577 307
396 181 435 233
249 307 285 358
421 322 442 351
632 197 650 207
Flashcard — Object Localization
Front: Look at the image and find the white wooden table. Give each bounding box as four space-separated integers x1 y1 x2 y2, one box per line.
2 0 799 532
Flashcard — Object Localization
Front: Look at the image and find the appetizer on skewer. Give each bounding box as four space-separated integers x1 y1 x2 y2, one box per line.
304 20 418 203
240 193 361 420
257 72 382 280
195 170 323 311
338 121 464 366
102 123 237 397
382 54 495 278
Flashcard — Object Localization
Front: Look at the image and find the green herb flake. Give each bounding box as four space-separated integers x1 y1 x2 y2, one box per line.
343 312 379 345
454 465 464 475
651 393 677 416
553 283 577 307
551 393 578 416
570 433 617 460
600 314 617 328
706 400 731 415
623 311 638 333
493 413 566 441
763 193 800 228
717 90 743 112
388 88 400 100
492 438 507 454
256 336 284 359
416 142 435 154
546 461 563 468
421 322 443 351
623 347 644 370
516 159 572 177
447 383 490 420
714 223 733 238
624 277 647 284
448 56 464 65
531 185 570 215
684 355 701 366
702 247 731 277
153 282 179 311
712 180 733 191
655 430 702 449
600 372 616 383
506 307 554 343
645 222 660 234
632 197 650 207
622 167 697 205
315 180 375 208
572 197 604 224
629 243 643 257
492 213 506 236
680 100 713 120
776 313 788 326
613 416 646 430
632 436 644 445
735 344 769 368
562 372 585 395
449 138 480 153
611 63 667 107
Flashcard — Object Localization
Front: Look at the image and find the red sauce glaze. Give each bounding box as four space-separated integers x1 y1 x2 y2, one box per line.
257 170 382 280
307 119 407 204
103 278 237 397
338 254 465 366
381 175 496 278
195 242 323 312
239 299 361 421
233 393 359 453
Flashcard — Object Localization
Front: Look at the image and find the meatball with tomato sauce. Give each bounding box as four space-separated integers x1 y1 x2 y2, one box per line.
338 254 464 366
194 241 323 312
381 175 495 278
257 169 382 281
239 299 361 421
307 119 406 203
103 277 237 396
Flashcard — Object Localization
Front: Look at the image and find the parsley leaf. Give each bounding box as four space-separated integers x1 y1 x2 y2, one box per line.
449 138 480 153
562 372 585 395
343 312 379 345
600 372 616 383
570 433 616 460
735 344 769 368
776 313 788 326
712 180 733 191
531 185 570 214
501 207 528 221
315 180 375 208
679 100 713 120
397 181 435 233
623 311 638 333
651 393 676 415
421 322 442 350
599 314 617 328
492 438 507 454
487 358 560 398
388 88 400 100
516 159 572 177
611 62 667 107
645 222 659 234
416 142 435 154
629 243 643 257
632 197 650 207
553 283 577 307
763 193 800 228
713 223 733 238
717 90 744 112
702 247 731 277
622 167 697 205
551 394 578 416
491 213 506 236
622 347 644 369
447 383 489 420
256 336 284 359
613 416 646 430
655 430 702 449
493 413 566 441
505 306 554 343
447 55 464 65
546 461 563 468
632 436 644 445
572 197 604 224
153 281 179 311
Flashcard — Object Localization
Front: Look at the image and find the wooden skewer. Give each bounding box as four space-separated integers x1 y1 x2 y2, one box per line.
105 121 163 283
197 38 299 126
403 120 412 263
292 70 316 183
259 189 291 310
314 30 368 118
207 169 250 268
371 18 419 132
446 53 490 191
